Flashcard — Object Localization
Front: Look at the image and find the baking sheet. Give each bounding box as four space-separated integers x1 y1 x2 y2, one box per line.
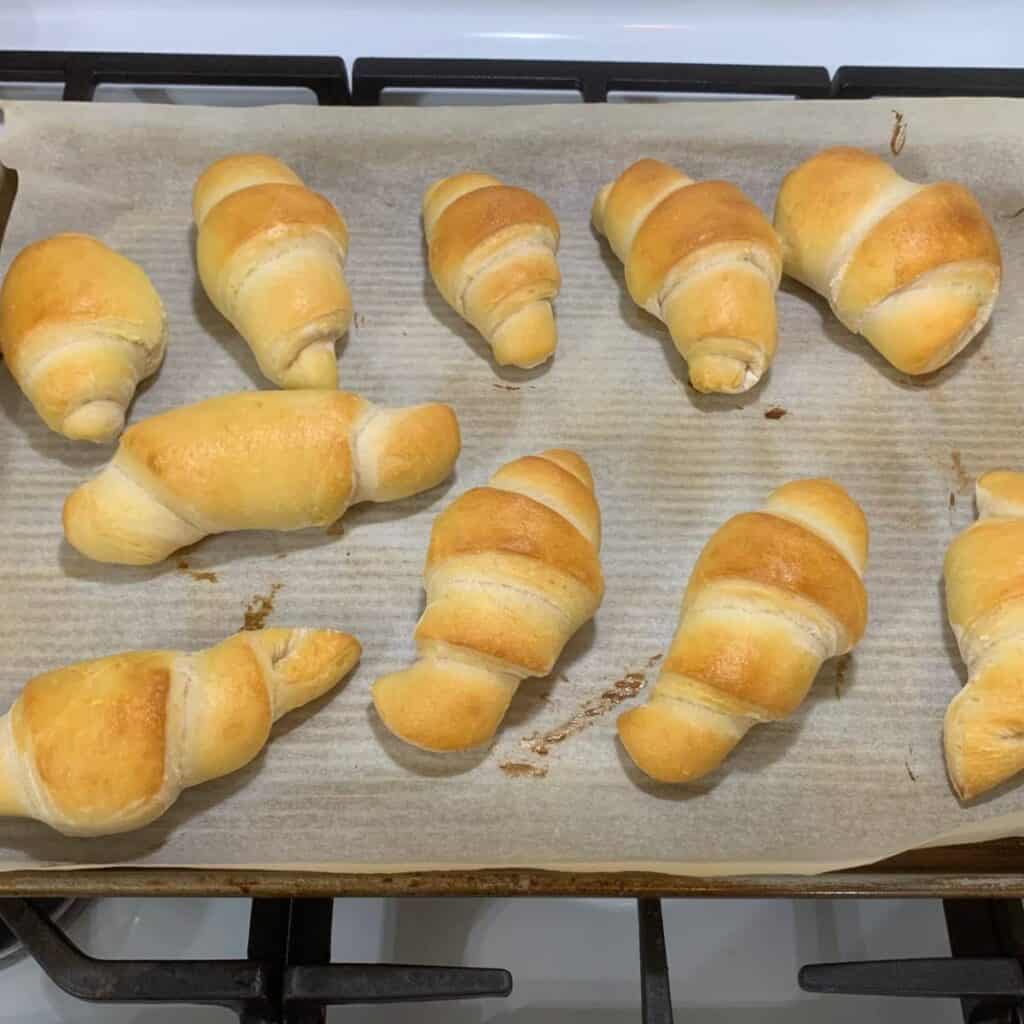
1 97 1024 877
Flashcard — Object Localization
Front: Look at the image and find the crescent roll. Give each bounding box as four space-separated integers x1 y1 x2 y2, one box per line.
424 173 561 369
0 629 360 836
593 158 782 394
194 153 351 388
63 389 461 565
0 233 166 442
619 479 869 783
774 146 1001 374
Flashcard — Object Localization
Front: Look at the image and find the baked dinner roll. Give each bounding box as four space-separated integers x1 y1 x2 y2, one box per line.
944 470 1024 800
774 146 1001 374
424 173 561 369
619 479 869 783
194 153 351 388
0 629 360 836
0 233 166 442
373 449 603 751
64 389 461 565
593 158 782 394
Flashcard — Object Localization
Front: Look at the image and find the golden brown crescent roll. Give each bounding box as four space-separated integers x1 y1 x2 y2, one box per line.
774 146 1001 375
423 173 561 369
373 449 603 751
0 233 166 443
943 470 1024 800
63 389 461 565
0 629 360 836
619 479 868 783
593 158 782 394
194 153 351 389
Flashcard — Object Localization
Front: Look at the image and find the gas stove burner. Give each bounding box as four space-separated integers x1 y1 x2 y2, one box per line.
0 898 83 967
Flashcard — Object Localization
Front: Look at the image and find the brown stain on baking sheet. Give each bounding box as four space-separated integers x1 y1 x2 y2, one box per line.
493 383 521 392
242 583 283 631
499 761 548 779
951 450 971 493
833 653 851 700
890 110 907 155
325 520 345 536
764 406 787 420
177 559 218 584
521 653 662 757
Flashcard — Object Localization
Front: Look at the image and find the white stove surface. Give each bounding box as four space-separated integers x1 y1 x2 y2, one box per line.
2 1 1023 78
0 5 1014 1021
0 897 960 1022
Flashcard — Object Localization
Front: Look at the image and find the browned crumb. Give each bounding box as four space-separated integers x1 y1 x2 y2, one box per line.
499 761 548 779
493 383 521 391
764 406 787 420
176 559 218 584
890 110 907 155
905 760 917 782
521 655 660 756
1009 206 1024 219
325 521 345 536
242 583 283 631
274 552 287 560
834 653 851 700
949 491 956 510
951 450 970 493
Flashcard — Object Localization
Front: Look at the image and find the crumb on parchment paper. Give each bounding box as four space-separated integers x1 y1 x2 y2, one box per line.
242 583 284 631
520 654 663 757
499 761 548 779
177 559 218 584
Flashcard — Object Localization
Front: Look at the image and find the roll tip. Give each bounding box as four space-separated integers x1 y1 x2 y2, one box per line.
491 301 557 368
372 661 514 753
617 703 741 784
61 400 126 444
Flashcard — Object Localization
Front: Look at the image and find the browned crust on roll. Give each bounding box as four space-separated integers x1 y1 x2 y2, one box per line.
838 182 1002 316
426 486 604 596
626 181 782 307
118 390 365 529
197 183 349 271
428 185 559 299
13 653 174 823
688 511 868 646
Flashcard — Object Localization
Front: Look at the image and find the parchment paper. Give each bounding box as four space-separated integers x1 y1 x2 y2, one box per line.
1 97 1024 877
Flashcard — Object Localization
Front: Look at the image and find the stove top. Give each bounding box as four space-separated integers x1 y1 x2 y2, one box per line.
1 43 1023 1024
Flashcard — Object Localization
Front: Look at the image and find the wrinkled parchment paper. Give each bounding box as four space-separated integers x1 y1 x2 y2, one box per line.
2 97 1024 877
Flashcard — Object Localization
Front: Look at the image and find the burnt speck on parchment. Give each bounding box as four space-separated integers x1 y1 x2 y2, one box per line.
242 583 284 631
177 559 218 583
520 653 663 758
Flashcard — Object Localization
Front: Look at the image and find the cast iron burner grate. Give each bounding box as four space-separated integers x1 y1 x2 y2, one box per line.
2 51 1023 103
2 49 1024 1023
0 897 684 1022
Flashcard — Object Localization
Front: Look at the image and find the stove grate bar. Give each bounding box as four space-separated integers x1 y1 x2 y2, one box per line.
639 898 675 1024
0 896 269 1013
799 898 1024 1023
0 51 350 104
833 66 1024 98
351 57 830 104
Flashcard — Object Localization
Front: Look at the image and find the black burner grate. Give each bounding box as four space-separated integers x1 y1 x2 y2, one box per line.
0 896 514 1023
2 52 1024 104
350 57 830 103
0 51 350 103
